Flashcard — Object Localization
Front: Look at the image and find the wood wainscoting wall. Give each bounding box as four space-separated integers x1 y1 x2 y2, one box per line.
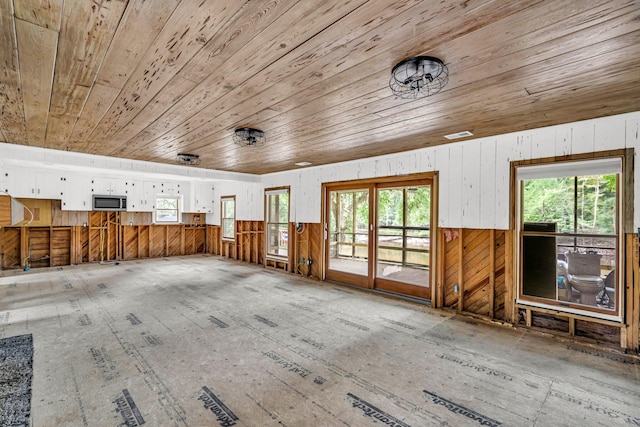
291 223 322 279
439 228 511 322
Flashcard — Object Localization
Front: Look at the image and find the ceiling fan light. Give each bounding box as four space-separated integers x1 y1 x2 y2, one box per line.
390 56 448 99
233 128 266 147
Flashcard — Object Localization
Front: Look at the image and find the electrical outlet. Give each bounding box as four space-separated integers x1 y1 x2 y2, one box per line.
453 283 459 293
307 259 312 265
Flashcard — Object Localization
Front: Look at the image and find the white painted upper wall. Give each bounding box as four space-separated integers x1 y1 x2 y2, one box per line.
1 112 638 229
261 112 640 229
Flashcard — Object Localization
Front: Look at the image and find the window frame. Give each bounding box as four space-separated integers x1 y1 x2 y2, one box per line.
515 156 624 322
221 196 236 241
265 187 290 261
154 195 181 224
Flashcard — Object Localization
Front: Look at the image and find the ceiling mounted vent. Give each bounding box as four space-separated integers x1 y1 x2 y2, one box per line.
444 131 474 140
233 128 265 147
176 153 201 165
390 56 448 99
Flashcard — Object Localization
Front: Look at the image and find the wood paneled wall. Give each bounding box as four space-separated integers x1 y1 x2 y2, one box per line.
441 229 509 321
292 223 322 279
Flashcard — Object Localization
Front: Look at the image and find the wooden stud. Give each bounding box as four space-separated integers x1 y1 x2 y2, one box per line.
568 317 576 336
20 227 28 268
181 226 185 255
489 229 496 319
625 233 640 350
504 229 515 323
49 226 53 265
457 228 464 313
525 308 532 327
633 235 640 351
435 228 445 309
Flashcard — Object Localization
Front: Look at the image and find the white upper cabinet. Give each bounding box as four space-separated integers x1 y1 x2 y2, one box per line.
188 182 215 213
61 174 92 210
3 166 66 200
90 176 125 195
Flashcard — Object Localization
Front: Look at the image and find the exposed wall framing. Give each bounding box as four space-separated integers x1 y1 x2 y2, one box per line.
1 212 210 269
205 221 265 267
292 223 322 279
441 228 507 320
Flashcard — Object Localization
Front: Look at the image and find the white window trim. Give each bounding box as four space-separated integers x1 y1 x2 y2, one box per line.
515 157 623 323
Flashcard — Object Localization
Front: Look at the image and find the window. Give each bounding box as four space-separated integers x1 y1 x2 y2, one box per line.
516 157 622 319
155 196 180 223
221 196 236 240
265 188 289 259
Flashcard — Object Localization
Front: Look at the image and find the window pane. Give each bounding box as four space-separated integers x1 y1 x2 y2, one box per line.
522 174 617 235
266 190 289 258
156 209 177 222
224 200 235 218
278 193 289 223
339 193 354 233
522 177 575 233
575 175 617 234
406 186 430 227
223 218 235 239
267 223 288 257
267 193 289 224
378 189 403 226
157 198 178 210
520 167 619 314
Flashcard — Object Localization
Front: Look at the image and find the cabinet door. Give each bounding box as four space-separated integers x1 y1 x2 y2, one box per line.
123 179 142 211
62 175 92 210
90 176 112 195
37 172 66 200
194 183 215 213
0 165 7 194
4 165 35 197
157 181 183 195
139 180 158 212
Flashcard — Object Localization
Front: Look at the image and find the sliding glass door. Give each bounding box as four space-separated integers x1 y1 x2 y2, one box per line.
375 184 431 297
326 188 370 287
324 177 433 299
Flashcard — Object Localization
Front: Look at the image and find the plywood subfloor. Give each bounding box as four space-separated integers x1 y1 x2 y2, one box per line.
0 256 638 426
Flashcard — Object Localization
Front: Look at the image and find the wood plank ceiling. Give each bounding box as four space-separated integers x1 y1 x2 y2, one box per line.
1 0 639 174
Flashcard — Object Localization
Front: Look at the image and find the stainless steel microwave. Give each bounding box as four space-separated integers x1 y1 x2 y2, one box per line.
92 195 127 211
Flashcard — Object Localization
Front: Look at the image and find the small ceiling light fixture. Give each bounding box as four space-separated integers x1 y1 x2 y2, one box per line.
389 56 448 99
233 128 265 147
294 161 312 167
176 153 201 166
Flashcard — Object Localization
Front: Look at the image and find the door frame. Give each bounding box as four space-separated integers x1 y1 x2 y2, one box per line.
322 172 438 300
